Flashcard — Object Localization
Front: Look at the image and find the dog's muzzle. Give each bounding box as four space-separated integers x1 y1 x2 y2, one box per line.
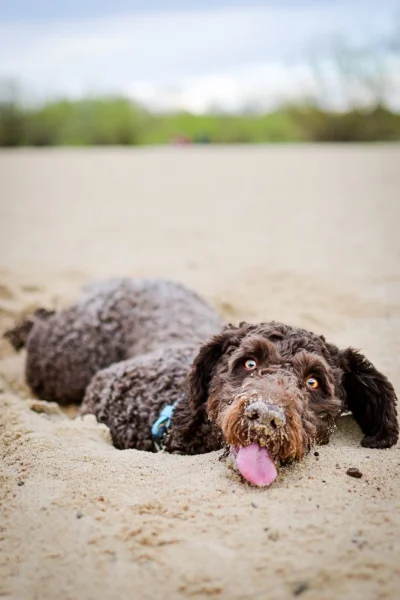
244 400 286 432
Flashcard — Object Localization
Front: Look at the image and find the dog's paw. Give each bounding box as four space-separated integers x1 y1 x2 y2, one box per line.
361 433 398 449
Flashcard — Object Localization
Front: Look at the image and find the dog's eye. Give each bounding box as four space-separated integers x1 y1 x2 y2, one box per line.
244 359 257 370
305 376 319 389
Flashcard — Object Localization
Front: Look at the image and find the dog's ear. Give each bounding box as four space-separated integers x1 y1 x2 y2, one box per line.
188 324 245 409
339 347 398 448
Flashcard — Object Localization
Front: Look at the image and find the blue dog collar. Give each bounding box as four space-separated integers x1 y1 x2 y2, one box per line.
151 398 180 451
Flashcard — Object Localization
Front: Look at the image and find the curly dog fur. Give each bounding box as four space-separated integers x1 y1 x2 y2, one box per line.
5 278 398 479
5 278 223 406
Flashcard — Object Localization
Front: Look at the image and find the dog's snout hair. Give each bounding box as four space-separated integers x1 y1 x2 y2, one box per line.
238 370 298 398
212 371 312 460
236 372 301 423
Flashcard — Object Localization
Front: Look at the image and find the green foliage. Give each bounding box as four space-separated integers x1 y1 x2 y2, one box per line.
20 98 150 146
0 101 26 146
1 92 399 147
288 104 400 142
140 110 303 144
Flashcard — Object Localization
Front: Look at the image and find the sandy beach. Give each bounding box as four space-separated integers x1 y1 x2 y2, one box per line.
0 146 399 600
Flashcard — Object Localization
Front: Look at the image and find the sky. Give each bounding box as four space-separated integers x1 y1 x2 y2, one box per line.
0 1 399 112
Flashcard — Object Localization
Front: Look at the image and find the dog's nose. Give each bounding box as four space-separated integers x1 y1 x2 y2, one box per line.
244 401 286 429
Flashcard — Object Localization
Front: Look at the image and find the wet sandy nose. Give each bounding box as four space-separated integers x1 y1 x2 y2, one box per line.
244 400 286 429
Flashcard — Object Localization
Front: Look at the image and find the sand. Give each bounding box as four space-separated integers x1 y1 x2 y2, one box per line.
0 146 399 600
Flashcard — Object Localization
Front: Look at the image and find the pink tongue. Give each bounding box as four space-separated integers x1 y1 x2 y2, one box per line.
235 444 277 487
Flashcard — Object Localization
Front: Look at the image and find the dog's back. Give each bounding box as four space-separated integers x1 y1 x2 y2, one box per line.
5 278 224 405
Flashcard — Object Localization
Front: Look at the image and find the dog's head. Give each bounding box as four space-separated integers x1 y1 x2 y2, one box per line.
188 322 398 487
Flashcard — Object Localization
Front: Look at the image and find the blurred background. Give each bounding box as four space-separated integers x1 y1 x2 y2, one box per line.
1 0 400 146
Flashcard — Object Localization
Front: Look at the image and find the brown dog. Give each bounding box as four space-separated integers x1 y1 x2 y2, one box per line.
6 279 398 487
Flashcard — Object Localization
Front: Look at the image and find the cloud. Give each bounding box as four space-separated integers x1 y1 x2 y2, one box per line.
0 2 399 111
126 63 320 113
